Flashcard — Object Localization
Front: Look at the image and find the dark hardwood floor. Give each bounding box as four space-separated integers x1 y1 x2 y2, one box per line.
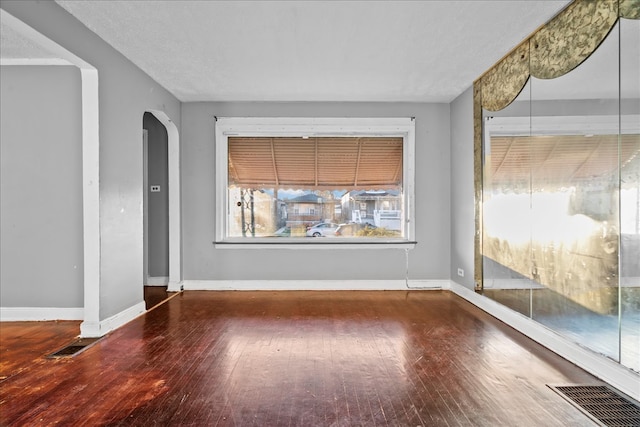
0 290 603 426
144 285 170 310
0 320 81 382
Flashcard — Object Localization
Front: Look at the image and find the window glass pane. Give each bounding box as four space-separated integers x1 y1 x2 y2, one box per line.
227 136 404 239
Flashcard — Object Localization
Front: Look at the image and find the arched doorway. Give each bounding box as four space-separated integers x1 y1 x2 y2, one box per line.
143 110 181 308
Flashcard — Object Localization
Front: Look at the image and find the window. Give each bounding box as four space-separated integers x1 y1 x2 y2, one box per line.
215 117 415 247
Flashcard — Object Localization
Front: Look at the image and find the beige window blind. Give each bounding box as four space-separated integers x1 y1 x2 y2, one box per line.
228 137 403 190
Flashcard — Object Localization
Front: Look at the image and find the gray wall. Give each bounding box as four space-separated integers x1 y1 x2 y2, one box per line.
0 65 83 307
449 87 476 289
143 113 169 278
2 1 181 319
181 102 451 282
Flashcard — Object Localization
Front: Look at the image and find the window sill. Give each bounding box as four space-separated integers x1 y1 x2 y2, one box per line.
214 239 417 250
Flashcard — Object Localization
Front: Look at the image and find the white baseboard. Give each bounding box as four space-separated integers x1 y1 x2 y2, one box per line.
0 307 83 321
445 280 640 402
406 279 450 289
80 301 146 338
181 279 446 291
167 280 183 292
145 276 169 286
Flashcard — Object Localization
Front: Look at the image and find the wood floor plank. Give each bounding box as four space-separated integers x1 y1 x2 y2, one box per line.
0 290 605 426
0 320 80 381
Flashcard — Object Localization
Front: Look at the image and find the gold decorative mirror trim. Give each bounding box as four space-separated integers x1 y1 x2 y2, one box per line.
477 0 639 111
473 82 483 291
481 43 530 111
620 0 640 18
530 0 618 79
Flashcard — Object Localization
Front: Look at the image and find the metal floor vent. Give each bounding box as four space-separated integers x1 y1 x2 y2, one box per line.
548 384 640 427
47 338 101 358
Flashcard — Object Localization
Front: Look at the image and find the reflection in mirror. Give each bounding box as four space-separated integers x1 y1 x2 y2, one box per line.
529 21 621 364
482 80 535 319
620 17 640 373
480 18 640 373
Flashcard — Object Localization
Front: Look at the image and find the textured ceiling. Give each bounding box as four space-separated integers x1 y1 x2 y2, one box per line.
3 1 571 102
0 18 64 60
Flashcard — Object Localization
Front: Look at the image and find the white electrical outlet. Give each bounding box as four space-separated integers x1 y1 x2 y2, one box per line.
457 268 464 277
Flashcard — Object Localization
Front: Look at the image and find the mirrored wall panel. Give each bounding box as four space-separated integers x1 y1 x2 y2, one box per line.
619 17 640 372
482 81 535 319
477 4 639 373
529 22 621 363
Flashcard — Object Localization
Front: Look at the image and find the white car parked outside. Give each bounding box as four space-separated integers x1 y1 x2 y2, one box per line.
306 222 339 237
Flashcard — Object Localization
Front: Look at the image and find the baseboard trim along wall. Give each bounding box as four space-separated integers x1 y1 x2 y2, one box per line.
180 279 448 291
0 307 84 321
80 301 146 338
445 281 640 403
168 280 182 292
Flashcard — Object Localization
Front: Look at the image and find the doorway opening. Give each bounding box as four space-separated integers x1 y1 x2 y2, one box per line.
143 113 169 287
142 110 181 309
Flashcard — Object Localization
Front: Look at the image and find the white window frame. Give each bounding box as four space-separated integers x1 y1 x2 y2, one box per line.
215 117 416 249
